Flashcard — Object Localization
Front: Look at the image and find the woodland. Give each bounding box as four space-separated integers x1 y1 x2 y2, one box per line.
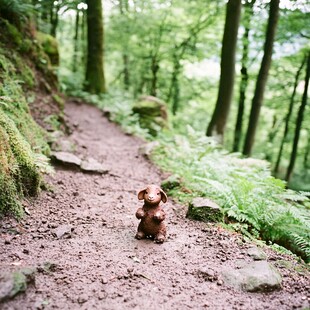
0 0 310 274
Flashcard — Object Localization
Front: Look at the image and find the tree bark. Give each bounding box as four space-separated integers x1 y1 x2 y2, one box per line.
206 0 241 142
232 0 255 152
242 0 280 156
304 133 310 169
119 0 130 90
50 1 60 37
273 56 306 175
285 51 310 183
72 8 80 72
85 0 106 94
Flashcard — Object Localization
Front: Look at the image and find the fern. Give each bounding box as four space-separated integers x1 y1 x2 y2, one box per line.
0 0 34 22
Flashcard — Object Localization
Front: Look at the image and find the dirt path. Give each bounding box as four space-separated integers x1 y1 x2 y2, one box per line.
0 101 309 310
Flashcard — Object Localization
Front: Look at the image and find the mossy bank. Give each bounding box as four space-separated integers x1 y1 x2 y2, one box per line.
0 17 62 216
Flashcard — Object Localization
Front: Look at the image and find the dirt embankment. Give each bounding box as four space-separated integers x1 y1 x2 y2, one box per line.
0 100 309 310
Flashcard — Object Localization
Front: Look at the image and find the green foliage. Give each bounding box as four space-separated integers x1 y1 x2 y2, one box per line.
151 126 310 262
0 0 34 25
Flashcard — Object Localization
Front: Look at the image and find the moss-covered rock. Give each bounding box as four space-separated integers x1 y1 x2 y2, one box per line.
161 174 182 192
132 96 168 136
187 197 223 223
36 32 59 66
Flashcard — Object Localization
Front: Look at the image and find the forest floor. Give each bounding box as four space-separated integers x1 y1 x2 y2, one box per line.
0 100 309 310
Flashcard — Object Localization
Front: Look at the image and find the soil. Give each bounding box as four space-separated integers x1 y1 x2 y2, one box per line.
0 100 309 310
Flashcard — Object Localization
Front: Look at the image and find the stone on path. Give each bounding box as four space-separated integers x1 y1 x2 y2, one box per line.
51 151 81 167
221 261 282 292
52 224 74 239
187 197 222 222
247 246 267 261
51 152 108 174
0 268 36 302
80 157 109 174
138 141 160 158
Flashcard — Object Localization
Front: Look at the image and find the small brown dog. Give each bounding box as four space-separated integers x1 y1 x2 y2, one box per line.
135 184 168 243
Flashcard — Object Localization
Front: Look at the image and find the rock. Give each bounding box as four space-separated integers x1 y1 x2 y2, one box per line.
80 157 109 174
138 141 160 158
187 197 222 223
36 31 59 65
247 247 267 261
221 261 282 292
37 262 58 273
161 175 182 191
52 224 74 239
198 267 218 282
132 95 168 136
51 152 81 167
0 268 36 302
52 139 75 152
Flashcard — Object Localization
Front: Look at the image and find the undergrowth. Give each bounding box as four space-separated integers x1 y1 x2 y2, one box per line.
62 88 310 262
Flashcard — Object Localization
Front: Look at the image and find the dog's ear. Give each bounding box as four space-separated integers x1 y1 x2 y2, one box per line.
138 188 147 200
160 188 167 203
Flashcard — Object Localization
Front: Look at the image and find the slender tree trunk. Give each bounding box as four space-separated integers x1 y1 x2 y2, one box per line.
274 56 306 175
285 51 310 182
265 115 278 161
206 0 241 142
85 0 106 94
119 0 130 90
123 54 130 90
72 9 80 72
50 4 59 37
243 0 280 156
171 56 181 115
232 0 255 152
304 134 310 169
81 9 87 68
150 57 159 96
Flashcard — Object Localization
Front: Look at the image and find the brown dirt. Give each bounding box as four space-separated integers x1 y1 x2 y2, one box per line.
0 100 309 310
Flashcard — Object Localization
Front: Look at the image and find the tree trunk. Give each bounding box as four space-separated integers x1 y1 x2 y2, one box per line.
273 56 306 175
119 0 130 90
242 0 280 156
232 0 255 152
85 0 106 94
81 9 87 68
150 57 159 96
171 59 181 115
206 0 241 142
123 54 130 90
72 9 80 72
285 51 310 183
304 134 310 169
50 3 59 37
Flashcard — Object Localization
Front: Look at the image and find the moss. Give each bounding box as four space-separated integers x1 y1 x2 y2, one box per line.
132 98 168 136
52 94 64 110
0 111 41 197
0 50 49 155
0 18 62 216
3 19 23 47
0 127 23 216
36 32 59 66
